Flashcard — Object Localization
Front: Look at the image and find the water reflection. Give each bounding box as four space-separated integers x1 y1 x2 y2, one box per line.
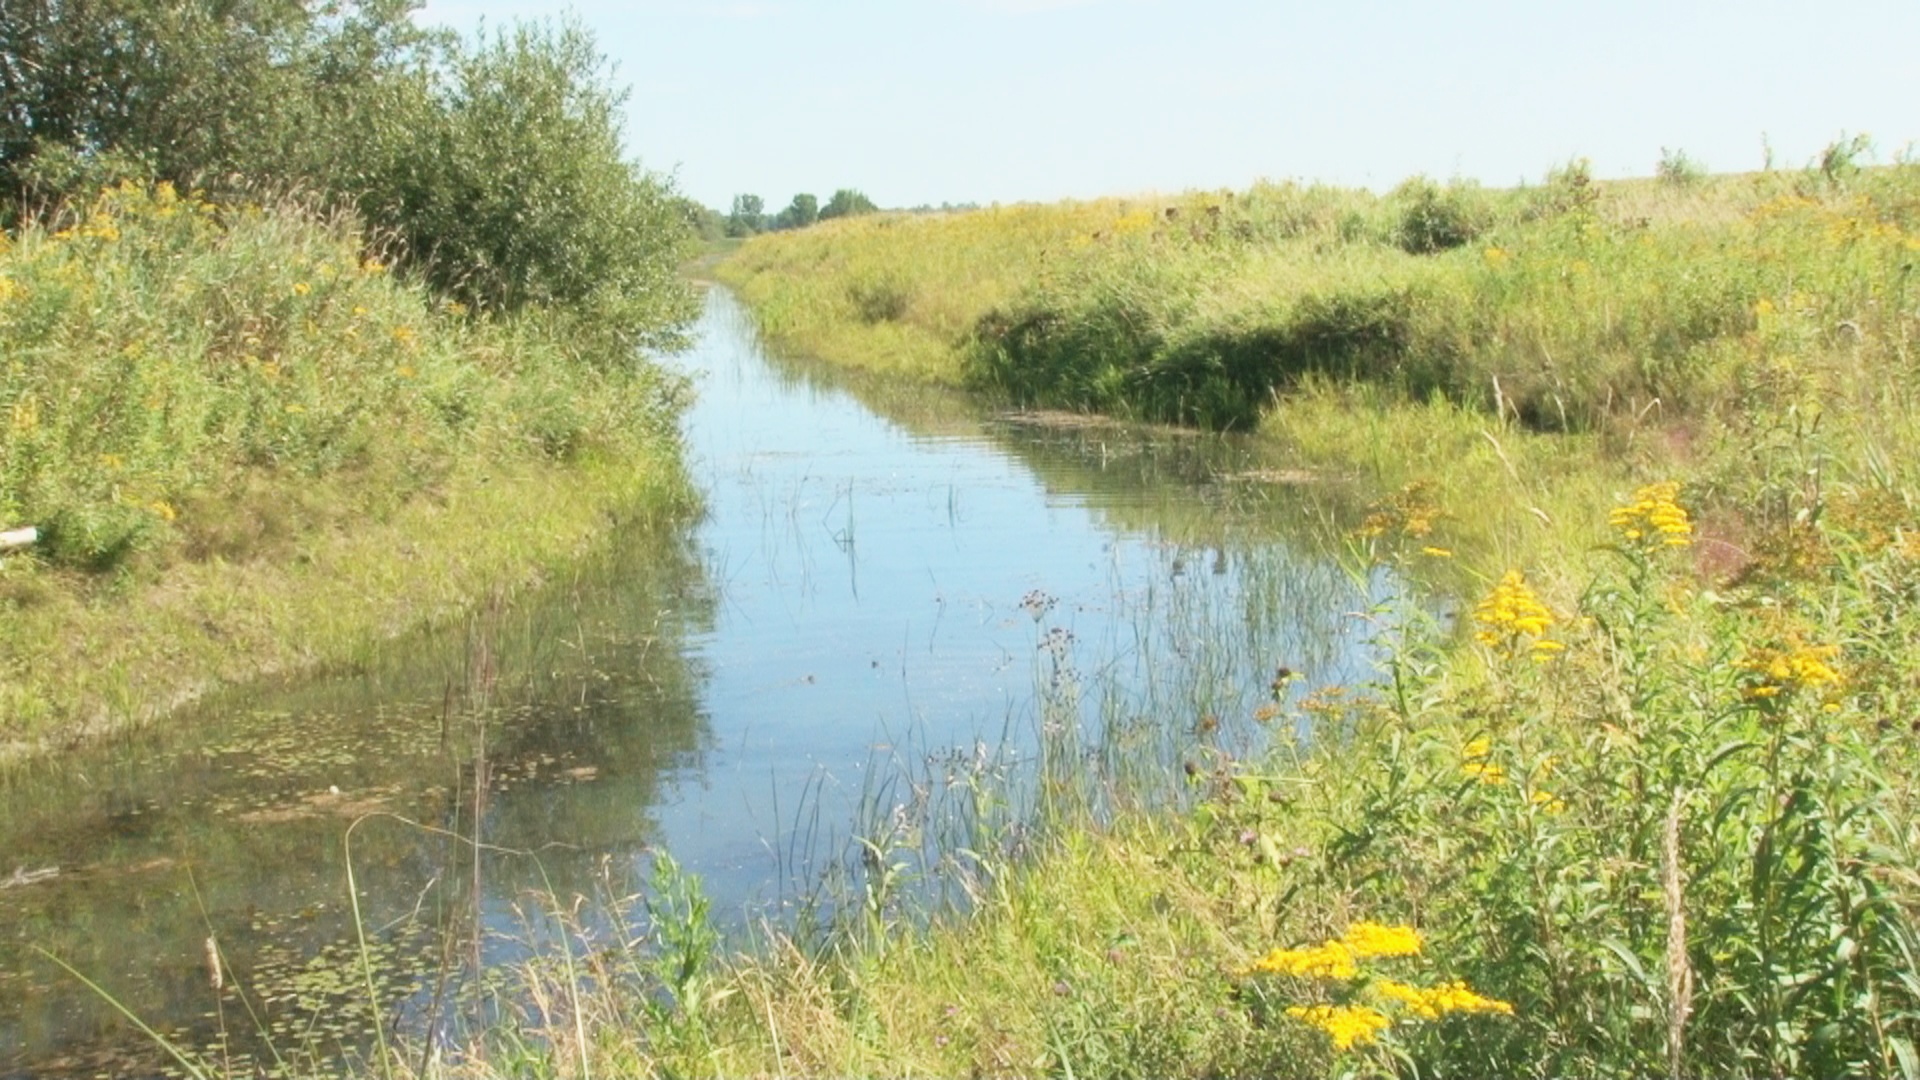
1 526 712 1077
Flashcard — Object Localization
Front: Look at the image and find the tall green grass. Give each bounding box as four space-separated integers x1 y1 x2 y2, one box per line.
0 183 692 747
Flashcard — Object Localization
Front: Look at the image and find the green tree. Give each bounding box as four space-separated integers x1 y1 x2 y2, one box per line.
772 192 818 230
0 0 430 208
819 188 878 220
1 3 698 355
727 193 765 236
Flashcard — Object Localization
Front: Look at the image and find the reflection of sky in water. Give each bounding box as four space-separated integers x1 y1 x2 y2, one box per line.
0 288 1395 1077
647 290 1389 909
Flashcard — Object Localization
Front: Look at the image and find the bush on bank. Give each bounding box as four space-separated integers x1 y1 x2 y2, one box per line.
2 2 699 351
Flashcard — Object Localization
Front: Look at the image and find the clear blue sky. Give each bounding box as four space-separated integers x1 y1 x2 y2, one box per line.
418 0 1920 212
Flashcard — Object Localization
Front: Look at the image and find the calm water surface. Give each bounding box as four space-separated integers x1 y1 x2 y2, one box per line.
0 290 1394 1076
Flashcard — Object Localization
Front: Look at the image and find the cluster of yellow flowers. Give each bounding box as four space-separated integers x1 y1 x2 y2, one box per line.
1243 921 1511 1052
1742 642 1842 701
1245 921 1422 979
1473 570 1560 658
1461 736 1505 785
1283 1005 1391 1051
1374 979 1515 1021
1609 482 1693 547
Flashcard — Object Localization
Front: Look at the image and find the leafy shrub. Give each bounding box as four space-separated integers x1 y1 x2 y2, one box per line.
1 3 698 356
1657 147 1706 188
349 20 698 355
1392 177 1493 254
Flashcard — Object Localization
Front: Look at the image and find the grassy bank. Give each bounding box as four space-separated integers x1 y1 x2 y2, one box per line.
545 158 1920 1078
0 183 694 755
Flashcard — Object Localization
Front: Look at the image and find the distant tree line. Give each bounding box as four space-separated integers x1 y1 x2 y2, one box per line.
0 0 698 353
724 188 878 236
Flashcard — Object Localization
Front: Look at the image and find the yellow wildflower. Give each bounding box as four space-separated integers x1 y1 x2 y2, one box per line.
1421 546 1453 558
1421 980 1513 1016
1245 940 1357 980
293 281 312 296
1482 245 1510 266
1609 482 1692 547
1375 979 1443 1020
1341 922 1422 959
1462 737 1505 784
149 500 177 522
1473 571 1556 646
1742 642 1842 701
1377 979 1513 1019
1285 1004 1392 1051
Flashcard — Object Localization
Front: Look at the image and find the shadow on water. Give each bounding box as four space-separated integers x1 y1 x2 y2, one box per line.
1 288 1412 1076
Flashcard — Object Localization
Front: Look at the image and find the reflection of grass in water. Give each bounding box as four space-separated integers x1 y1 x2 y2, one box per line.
1 516 716 1076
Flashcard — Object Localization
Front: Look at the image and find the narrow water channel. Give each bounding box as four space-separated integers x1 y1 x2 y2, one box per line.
1 289 1393 1077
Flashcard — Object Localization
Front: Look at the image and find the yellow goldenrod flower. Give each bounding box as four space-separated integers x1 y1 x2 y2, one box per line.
292 281 312 296
1341 922 1422 959
1462 737 1506 784
1463 760 1506 784
1609 482 1693 547
1423 981 1514 1016
1285 1004 1392 1051
1245 941 1358 980
1375 979 1442 1019
1473 571 1556 646
1741 642 1842 701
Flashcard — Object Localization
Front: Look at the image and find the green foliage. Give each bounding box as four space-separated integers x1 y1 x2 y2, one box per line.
820 187 879 220
773 192 820 230
1207 480 1920 1077
1 1 698 354
348 18 698 354
727 193 765 236
1818 132 1875 188
0 183 685 571
1658 146 1707 188
0 0 430 210
1392 176 1493 254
